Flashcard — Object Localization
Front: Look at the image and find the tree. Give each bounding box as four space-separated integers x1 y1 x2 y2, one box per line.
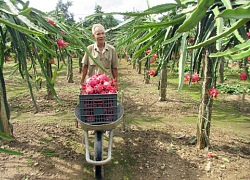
0 68 11 136
56 0 75 22
82 4 119 31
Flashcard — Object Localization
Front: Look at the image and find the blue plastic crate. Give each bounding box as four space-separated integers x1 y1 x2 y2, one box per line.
79 93 118 125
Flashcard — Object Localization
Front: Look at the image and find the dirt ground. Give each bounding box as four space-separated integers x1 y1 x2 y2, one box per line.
1 60 250 180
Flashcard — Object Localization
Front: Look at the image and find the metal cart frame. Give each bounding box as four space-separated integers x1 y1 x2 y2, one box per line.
74 103 124 179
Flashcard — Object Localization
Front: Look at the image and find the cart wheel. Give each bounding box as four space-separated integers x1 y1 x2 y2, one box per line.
95 131 103 179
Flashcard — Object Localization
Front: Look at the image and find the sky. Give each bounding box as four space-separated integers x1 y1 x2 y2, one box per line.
28 0 176 21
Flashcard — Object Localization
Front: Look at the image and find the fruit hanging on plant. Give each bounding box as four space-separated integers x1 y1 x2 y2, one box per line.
208 88 219 98
148 70 156 76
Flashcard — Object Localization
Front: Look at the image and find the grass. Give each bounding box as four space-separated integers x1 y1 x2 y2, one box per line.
40 148 58 157
41 137 55 143
27 158 33 167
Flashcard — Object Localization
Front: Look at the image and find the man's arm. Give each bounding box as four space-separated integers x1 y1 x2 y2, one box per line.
81 64 88 84
111 68 118 80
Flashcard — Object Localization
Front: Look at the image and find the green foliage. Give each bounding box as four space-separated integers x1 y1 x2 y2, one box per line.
40 148 58 157
217 4 250 19
217 83 250 94
82 4 119 31
0 132 23 155
0 132 12 140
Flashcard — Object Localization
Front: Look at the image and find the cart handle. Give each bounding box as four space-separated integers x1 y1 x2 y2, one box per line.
84 130 114 165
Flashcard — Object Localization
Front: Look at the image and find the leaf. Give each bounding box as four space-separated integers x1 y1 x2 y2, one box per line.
22 0 30 10
0 18 45 36
134 31 165 58
106 17 136 32
222 157 230 162
209 40 250 57
0 148 23 156
227 49 250 60
19 7 32 15
176 0 215 33
130 28 160 46
162 33 182 45
135 16 185 29
171 134 177 138
85 3 180 20
217 6 250 19
219 0 245 43
4 0 48 35
188 18 250 50
28 35 56 56
167 146 175 153
0 132 13 140
188 136 197 144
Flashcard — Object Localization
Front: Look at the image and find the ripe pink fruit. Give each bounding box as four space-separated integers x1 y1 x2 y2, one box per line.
208 88 219 98
46 18 55 26
97 73 109 83
5 56 10 62
239 72 247 80
145 49 151 54
85 85 94 94
148 70 156 76
192 73 200 82
108 88 117 94
184 73 199 83
207 152 213 158
103 81 111 86
86 77 99 87
150 59 156 63
57 39 69 47
188 38 194 44
94 83 103 93
247 32 250 39
60 30 65 34
184 74 191 83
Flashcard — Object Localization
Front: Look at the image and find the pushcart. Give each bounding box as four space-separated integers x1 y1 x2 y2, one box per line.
74 102 124 179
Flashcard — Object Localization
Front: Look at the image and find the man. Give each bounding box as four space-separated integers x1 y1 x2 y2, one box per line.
80 24 119 135
81 24 119 84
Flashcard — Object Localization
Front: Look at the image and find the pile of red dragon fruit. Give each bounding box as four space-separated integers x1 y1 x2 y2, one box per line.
81 74 118 95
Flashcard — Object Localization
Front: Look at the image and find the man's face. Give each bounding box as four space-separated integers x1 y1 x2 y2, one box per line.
92 26 106 44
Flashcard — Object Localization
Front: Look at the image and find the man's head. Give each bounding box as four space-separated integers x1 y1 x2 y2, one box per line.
92 24 106 45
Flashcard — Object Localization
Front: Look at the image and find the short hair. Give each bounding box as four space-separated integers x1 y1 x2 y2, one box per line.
92 24 105 34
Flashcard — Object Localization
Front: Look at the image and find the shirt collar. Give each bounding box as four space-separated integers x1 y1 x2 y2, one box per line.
94 42 109 52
